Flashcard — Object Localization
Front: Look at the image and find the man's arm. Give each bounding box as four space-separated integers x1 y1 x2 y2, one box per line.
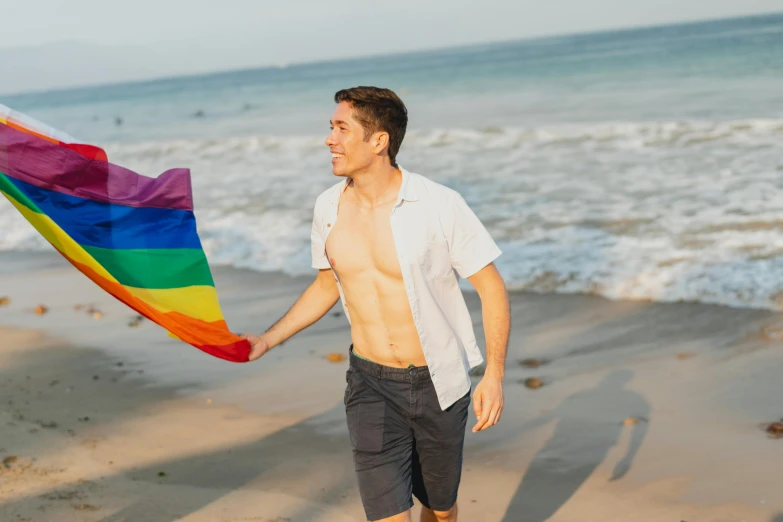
242 269 340 360
467 263 510 432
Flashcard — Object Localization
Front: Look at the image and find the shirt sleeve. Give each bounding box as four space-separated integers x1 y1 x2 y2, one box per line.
311 202 331 270
444 193 502 279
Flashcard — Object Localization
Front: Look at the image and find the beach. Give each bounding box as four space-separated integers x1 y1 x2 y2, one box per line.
1 250 782 522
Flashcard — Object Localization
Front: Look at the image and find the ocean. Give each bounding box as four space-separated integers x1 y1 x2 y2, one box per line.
3 13 783 310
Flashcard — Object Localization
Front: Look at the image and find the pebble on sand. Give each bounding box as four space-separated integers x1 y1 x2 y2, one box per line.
92 311 103 319
0 296 10 306
523 377 544 389
34 305 48 315
519 358 548 368
761 326 783 341
766 421 783 439
73 504 100 511
326 353 346 363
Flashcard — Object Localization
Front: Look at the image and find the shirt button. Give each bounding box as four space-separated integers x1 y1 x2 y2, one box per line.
327 223 331 228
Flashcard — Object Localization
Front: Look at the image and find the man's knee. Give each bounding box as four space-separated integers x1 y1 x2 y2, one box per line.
422 503 458 521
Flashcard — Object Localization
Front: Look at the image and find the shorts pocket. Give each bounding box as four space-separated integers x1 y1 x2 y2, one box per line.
346 400 387 453
344 368 355 406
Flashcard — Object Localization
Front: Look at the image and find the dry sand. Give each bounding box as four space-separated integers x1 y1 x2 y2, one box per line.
1 251 782 522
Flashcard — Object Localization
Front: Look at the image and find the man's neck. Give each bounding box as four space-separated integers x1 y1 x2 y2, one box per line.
347 165 401 209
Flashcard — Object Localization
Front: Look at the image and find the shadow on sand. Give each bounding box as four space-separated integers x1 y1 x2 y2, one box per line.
501 369 650 522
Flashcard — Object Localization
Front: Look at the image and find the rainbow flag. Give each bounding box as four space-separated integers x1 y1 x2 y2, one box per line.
0 104 251 362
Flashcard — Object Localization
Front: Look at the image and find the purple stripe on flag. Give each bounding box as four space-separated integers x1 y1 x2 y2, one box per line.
0 123 193 211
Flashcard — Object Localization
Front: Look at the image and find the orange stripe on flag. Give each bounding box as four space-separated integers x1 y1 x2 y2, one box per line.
62 253 250 362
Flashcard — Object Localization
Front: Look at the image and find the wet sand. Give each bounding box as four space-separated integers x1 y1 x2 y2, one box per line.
1 251 782 521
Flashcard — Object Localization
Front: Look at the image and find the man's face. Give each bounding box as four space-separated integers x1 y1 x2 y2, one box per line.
325 101 375 177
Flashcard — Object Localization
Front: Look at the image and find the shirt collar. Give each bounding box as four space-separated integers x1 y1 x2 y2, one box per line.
395 166 419 204
336 166 419 206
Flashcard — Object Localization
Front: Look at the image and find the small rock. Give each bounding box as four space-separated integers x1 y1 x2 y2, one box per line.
49 380 60 387
78 416 90 422
523 377 544 389
117 362 124 367
2 456 18 468
72 504 100 511
157 471 167 477
766 422 783 439
92 311 103 319
34 305 48 315
93 375 100 381
677 353 696 360
761 326 783 341
326 353 346 363
519 358 548 368
0 296 10 306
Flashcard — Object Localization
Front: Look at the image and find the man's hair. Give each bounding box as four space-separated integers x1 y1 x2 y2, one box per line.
334 86 408 167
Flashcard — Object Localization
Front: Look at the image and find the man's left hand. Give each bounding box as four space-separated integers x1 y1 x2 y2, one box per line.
472 375 504 433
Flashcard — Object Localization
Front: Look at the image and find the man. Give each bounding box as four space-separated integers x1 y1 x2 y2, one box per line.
242 86 510 522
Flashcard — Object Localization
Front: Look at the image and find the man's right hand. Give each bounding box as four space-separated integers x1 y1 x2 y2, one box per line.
240 333 273 361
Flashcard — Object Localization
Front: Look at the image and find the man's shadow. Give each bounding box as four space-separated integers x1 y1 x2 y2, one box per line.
502 369 650 522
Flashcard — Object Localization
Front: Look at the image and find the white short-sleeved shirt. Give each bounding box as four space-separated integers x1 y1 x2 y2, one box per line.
311 167 502 409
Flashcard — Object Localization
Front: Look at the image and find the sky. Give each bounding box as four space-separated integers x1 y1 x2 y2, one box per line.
2 0 781 95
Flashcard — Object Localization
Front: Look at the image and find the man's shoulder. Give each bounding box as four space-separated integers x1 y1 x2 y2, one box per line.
407 170 464 213
407 170 461 201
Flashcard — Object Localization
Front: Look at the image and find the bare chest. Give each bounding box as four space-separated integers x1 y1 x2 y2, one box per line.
325 205 402 279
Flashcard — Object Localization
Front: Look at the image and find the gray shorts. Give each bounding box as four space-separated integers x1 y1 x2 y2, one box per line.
344 348 470 521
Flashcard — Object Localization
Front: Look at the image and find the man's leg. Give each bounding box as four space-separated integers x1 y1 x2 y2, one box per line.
345 365 416 521
375 509 413 522
421 504 458 522
410 381 470 522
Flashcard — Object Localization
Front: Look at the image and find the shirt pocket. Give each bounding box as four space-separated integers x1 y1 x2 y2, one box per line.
420 240 453 279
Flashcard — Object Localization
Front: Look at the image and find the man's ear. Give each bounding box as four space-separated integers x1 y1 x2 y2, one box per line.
372 131 390 155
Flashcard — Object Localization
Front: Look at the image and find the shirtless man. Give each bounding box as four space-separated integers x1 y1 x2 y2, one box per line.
242 86 510 522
